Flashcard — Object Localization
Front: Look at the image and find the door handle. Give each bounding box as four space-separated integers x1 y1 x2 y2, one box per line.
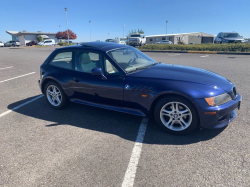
73 77 81 82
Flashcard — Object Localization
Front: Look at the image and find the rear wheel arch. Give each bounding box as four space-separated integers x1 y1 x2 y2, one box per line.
41 78 61 94
150 93 200 124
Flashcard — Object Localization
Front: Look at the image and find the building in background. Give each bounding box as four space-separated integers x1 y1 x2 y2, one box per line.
6 31 59 45
146 32 215 44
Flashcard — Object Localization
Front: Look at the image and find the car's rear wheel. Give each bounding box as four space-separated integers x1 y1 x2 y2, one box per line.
12 44 15 47
154 96 199 135
44 81 68 109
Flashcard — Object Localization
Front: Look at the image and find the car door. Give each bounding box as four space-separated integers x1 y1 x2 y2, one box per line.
46 50 76 96
217 33 222 43
45 41 52 46
70 50 124 107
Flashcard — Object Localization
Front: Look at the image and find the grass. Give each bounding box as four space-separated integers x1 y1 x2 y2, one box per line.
139 43 250 52
58 42 75 46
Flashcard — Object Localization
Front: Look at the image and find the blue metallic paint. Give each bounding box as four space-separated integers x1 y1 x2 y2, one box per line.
39 43 241 129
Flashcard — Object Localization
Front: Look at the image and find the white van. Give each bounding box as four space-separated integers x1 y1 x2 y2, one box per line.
37 39 56 46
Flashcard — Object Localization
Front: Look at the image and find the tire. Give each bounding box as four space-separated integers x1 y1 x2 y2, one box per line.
44 81 68 109
12 44 15 47
154 96 199 135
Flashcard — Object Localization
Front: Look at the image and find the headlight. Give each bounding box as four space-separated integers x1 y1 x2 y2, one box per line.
205 93 232 106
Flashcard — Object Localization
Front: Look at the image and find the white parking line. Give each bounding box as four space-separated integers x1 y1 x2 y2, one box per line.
0 95 44 118
200 55 209 58
122 118 148 187
0 72 35 84
167 54 180 56
0 66 13 70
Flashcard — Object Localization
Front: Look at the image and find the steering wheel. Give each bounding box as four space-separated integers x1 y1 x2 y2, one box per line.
128 58 136 66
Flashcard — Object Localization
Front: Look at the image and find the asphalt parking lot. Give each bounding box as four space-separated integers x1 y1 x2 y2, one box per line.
0 47 250 186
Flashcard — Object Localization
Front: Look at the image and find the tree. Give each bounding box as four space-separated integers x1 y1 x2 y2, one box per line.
115 37 119 42
126 29 145 37
55 29 77 40
138 29 144 34
37 36 43 42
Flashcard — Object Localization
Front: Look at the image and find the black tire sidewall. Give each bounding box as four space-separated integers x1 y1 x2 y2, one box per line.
44 81 68 109
154 96 199 135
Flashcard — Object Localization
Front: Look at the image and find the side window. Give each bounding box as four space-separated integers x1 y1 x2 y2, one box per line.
104 58 120 75
75 51 103 73
49 52 73 70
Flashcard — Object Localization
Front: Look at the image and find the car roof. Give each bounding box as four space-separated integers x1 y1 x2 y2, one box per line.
221 32 239 34
58 42 129 52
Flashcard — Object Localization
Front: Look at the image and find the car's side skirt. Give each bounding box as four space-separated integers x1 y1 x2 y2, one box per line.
70 98 146 117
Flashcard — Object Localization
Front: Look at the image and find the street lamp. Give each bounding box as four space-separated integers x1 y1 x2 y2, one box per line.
166 21 168 40
89 20 91 41
58 25 61 32
65 8 69 45
122 24 125 38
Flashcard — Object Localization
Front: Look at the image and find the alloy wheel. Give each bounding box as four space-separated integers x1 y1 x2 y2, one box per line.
160 102 192 131
46 85 62 106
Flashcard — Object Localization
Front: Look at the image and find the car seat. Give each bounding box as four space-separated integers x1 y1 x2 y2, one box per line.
78 53 96 72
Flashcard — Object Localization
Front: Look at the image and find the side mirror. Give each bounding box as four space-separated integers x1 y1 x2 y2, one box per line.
241 36 243 38
91 68 107 80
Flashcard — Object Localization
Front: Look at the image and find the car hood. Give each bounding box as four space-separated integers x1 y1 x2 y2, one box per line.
129 63 233 92
223 37 243 41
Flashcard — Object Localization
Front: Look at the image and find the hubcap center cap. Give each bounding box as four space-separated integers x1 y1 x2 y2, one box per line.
174 114 178 118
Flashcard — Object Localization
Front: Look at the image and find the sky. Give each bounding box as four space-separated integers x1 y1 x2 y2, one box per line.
0 0 249 42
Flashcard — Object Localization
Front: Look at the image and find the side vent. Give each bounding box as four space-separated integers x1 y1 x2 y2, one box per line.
131 85 153 93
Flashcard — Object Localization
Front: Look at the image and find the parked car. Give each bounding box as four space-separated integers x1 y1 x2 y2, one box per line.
156 40 173 44
119 41 126 45
37 39 56 46
127 34 146 46
0 41 4 47
38 42 241 135
105 39 118 43
4 41 21 47
214 32 245 44
26 40 38 46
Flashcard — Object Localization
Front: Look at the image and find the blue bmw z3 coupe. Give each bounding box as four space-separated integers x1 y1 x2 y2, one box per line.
38 42 241 135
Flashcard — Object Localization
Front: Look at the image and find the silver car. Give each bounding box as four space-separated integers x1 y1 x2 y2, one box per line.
4 40 21 47
214 32 245 44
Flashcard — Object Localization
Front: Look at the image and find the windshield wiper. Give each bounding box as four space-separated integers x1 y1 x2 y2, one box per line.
137 62 158 70
126 63 158 73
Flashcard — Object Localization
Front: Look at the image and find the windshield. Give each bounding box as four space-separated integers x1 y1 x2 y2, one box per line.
106 39 114 42
129 38 138 41
107 47 157 73
223 33 240 38
130 34 141 37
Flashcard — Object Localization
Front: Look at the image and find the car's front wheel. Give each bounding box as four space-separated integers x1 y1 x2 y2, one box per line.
44 81 68 109
154 96 199 135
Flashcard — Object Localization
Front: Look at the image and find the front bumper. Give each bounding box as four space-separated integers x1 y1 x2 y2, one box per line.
38 79 42 92
194 94 242 129
128 42 139 46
